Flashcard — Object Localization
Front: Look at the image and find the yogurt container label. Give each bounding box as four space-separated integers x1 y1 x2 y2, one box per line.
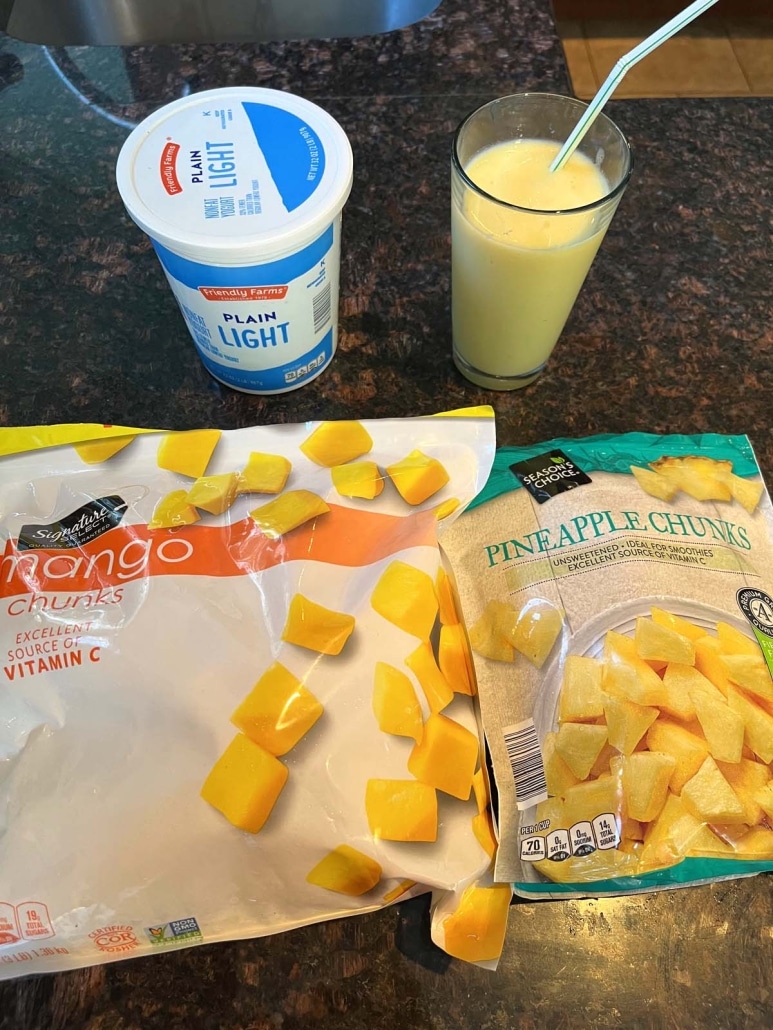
116 88 353 395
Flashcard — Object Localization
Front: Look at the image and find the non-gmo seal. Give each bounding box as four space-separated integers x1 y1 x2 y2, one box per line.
737 588 773 637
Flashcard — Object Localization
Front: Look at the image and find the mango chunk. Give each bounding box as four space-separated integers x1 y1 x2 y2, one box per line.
331 461 385 500
157 429 221 479
435 497 461 520
250 490 329 538
472 768 489 814
200 733 288 834
74 435 135 464
472 811 497 859
406 641 454 713
300 421 373 467
373 662 423 741
365 779 438 842
407 713 479 800
186 472 239 515
231 662 323 756
281 594 355 656
237 452 291 495
681 756 746 824
306 845 382 896
386 449 450 505
435 566 459 626
442 884 512 964
438 624 475 696
148 490 201 531
371 560 438 640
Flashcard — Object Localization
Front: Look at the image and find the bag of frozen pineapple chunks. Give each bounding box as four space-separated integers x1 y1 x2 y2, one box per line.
441 432 773 900
0 409 510 979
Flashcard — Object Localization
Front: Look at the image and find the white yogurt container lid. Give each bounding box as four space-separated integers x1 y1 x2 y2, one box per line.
116 87 354 265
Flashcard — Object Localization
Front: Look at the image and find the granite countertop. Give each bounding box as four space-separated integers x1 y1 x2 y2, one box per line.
1 1 772 1026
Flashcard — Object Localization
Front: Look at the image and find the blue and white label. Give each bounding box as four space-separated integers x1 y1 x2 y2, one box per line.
153 220 340 394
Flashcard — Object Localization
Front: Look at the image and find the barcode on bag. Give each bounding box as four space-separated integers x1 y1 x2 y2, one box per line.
503 719 548 810
313 282 332 334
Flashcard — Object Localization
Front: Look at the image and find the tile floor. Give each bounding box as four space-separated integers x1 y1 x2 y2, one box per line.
557 17 773 98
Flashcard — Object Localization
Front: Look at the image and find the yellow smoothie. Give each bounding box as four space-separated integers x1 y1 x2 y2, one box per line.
452 138 611 388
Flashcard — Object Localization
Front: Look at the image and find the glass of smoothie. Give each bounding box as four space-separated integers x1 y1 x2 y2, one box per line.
451 93 632 390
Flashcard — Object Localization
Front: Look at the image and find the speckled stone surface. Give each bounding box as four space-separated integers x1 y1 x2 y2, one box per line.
1 1 773 1026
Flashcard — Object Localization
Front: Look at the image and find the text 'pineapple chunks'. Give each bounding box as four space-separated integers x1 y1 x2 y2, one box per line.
407 713 479 800
539 607 773 885
148 490 201 531
237 452 291 495
365 779 438 842
281 594 355 656
373 662 423 741
74 434 135 464
201 733 288 834
157 429 221 479
386 449 450 505
371 560 438 641
300 420 373 467
250 490 329 538
331 461 385 500
306 845 382 896
231 662 323 756
441 884 512 964
186 472 239 515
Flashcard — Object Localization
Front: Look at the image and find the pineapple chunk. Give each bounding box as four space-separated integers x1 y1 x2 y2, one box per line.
237 452 291 495
716 758 771 824
532 848 639 884
726 686 773 763
639 794 729 871
716 621 759 657
630 465 677 501
722 472 764 514
157 429 221 479
330 461 385 500
200 733 288 834
442 884 512 963
231 662 323 755
603 694 659 755
406 642 454 713
472 810 497 859
555 723 608 780
386 449 450 505
371 560 438 641
300 420 373 467
148 490 201 530
373 662 423 741
681 756 746 824
694 635 732 695
74 435 135 464
542 731 580 796
733 826 773 858
661 663 721 720
589 742 618 779
634 617 694 665
250 490 330 538
468 602 514 662
506 599 563 669
306 845 382 896
438 624 475 695
365 779 437 842
558 656 605 723
649 455 732 502
186 472 239 515
645 719 709 794
650 607 706 641
602 649 668 708
689 688 744 764
281 594 355 656
620 752 675 823
752 782 773 821
721 653 773 703
407 713 479 800
435 566 459 626
562 774 623 827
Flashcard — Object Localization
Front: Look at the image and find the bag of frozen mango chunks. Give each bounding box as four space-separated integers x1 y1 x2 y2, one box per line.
0 410 508 978
441 432 773 900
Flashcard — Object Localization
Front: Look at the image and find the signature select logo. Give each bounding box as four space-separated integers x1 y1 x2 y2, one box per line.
89 925 139 953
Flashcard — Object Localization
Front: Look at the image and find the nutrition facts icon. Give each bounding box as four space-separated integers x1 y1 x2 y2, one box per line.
520 812 620 862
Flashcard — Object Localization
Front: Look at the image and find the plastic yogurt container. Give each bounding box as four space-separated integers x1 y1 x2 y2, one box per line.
116 87 354 394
